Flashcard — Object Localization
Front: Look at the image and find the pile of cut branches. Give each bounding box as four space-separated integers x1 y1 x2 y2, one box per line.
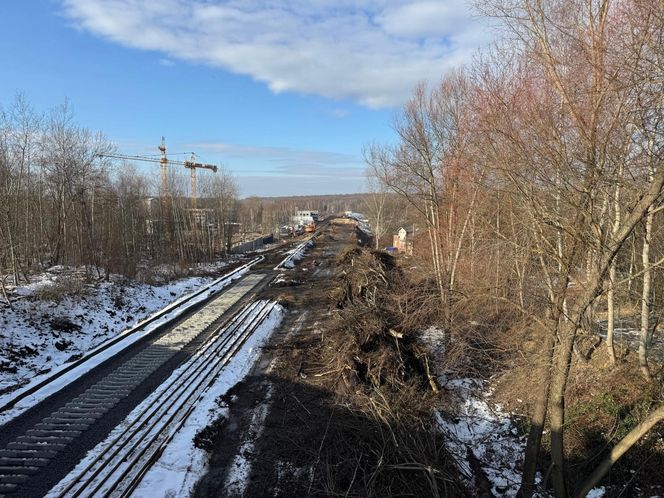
308 247 465 497
328 247 440 394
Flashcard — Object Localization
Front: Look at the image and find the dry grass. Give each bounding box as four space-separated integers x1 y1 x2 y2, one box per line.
491 321 664 495
34 278 88 302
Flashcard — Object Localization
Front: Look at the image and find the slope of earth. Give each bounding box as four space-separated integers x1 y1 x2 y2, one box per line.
0 261 236 399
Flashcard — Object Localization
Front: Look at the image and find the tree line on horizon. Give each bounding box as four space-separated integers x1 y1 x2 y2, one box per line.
0 94 374 294
0 96 245 290
0 96 371 295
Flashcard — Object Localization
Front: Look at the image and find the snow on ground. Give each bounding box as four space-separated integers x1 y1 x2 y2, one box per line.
122 305 284 498
436 379 606 497
346 212 372 237
417 327 446 376
437 377 531 497
273 274 289 285
0 263 241 420
224 385 273 495
275 238 315 270
434 372 614 497
596 324 664 363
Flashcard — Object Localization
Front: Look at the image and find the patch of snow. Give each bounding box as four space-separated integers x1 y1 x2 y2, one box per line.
273 460 311 496
586 487 606 498
417 327 446 376
345 212 372 236
437 377 538 497
0 265 249 425
129 305 284 498
224 386 273 495
275 238 315 270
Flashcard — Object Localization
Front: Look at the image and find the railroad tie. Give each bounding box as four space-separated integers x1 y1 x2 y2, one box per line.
0 273 267 495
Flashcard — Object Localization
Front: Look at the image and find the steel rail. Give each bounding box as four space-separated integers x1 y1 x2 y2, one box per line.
55 300 264 497
274 236 317 270
0 256 263 415
53 300 264 497
94 301 277 498
51 299 277 498
273 218 331 270
115 301 277 498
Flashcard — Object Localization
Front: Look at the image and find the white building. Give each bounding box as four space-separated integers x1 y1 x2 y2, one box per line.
392 227 413 255
291 210 319 225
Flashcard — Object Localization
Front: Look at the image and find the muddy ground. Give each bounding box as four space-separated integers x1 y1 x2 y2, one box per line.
192 221 463 497
194 221 361 497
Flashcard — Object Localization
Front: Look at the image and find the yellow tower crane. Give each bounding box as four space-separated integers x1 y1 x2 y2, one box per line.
184 152 218 209
98 137 218 208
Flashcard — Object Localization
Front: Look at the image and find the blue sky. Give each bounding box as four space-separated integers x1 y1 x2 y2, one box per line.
0 0 489 197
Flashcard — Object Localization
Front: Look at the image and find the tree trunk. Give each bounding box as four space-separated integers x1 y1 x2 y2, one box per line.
517 331 555 498
576 404 664 497
606 262 617 365
449 186 478 292
639 203 654 381
627 236 635 295
3 210 20 286
549 319 577 498
606 165 622 366
0 276 11 307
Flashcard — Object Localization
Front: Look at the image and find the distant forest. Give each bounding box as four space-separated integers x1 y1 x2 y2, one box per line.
0 97 379 287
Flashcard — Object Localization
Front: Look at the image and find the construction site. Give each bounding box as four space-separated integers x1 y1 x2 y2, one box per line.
3 1 664 497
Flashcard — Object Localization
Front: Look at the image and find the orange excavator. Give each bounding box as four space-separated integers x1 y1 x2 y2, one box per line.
305 222 316 233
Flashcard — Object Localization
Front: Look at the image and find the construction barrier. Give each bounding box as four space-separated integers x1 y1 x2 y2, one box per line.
231 234 274 254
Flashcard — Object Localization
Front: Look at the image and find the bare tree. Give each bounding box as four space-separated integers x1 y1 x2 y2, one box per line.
476 1 664 495
363 175 395 249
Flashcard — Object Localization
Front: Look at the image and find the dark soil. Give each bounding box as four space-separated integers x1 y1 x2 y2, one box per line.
193 221 467 498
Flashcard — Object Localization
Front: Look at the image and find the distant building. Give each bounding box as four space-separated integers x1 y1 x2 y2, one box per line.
279 225 292 238
143 197 160 216
189 208 214 228
291 210 319 226
392 227 413 255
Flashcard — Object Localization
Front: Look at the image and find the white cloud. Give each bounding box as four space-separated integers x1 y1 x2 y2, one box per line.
59 0 491 108
158 58 175 67
376 1 472 38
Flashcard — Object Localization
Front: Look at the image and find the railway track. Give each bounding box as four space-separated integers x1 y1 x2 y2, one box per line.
46 299 279 498
273 218 330 271
0 256 263 418
274 237 316 270
0 269 271 497
0 224 327 497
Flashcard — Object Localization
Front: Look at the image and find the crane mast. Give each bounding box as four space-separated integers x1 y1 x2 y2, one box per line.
158 137 168 202
185 153 218 209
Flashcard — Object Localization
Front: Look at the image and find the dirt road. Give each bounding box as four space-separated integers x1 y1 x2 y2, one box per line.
194 221 366 496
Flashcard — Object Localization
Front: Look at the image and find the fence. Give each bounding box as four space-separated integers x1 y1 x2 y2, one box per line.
231 234 274 254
